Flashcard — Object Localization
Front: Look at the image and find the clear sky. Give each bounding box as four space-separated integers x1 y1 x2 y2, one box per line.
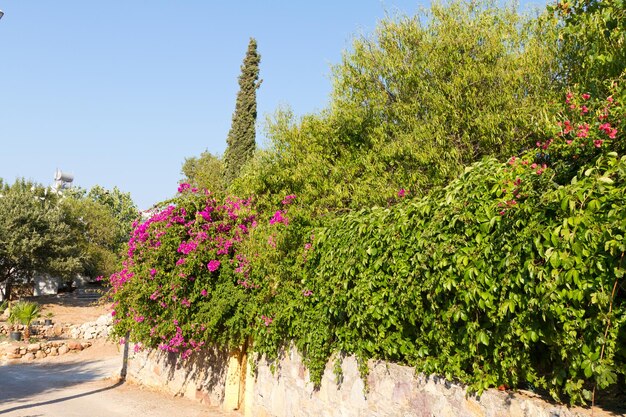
0 1 547 209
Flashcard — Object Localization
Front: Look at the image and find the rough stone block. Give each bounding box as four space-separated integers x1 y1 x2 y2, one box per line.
67 341 83 351
27 343 41 352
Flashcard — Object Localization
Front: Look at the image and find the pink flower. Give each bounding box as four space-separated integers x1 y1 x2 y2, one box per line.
607 96 614 103
200 289 208 297
260 315 273 327
207 260 221 272
150 268 157 277
281 194 296 205
177 241 198 255
594 139 603 148
531 163 537 169
582 93 590 100
269 210 289 226
302 289 313 297
563 120 573 134
600 123 618 138
581 105 589 114
398 188 407 198
177 183 191 193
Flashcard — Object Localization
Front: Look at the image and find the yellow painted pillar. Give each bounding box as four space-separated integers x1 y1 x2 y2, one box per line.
223 349 243 410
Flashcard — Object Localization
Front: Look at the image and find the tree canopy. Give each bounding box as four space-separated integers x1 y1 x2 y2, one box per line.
234 0 560 213
180 151 225 195
0 180 81 299
0 180 137 299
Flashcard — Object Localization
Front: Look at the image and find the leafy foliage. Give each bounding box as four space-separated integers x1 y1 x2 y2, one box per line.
112 88 625 404
234 0 559 214
548 0 626 96
286 89 625 403
224 38 261 185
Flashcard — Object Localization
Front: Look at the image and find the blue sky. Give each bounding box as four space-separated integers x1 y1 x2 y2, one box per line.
0 1 547 209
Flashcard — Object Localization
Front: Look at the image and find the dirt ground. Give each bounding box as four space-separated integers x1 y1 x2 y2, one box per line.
27 293 112 325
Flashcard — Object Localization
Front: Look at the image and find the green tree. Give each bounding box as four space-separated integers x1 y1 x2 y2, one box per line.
0 180 82 300
234 1 560 213
61 196 121 279
223 38 261 184
85 185 137 245
180 151 225 195
61 185 137 279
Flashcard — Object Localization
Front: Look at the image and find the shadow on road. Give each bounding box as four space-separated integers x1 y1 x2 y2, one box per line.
0 359 118 405
0 379 125 415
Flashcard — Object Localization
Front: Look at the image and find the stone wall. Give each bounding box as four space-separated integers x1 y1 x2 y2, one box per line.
0 323 69 339
126 344 595 417
0 340 92 362
68 314 113 340
126 346 231 408
0 313 112 340
246 350 591 417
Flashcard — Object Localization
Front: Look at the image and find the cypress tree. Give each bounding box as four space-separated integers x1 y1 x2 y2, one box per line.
224 38 261 184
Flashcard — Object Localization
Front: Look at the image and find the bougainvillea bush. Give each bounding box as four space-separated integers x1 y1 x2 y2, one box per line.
109 186 259 356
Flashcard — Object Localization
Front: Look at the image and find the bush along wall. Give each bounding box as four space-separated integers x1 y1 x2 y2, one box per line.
109 88 624 405
294 89 625 404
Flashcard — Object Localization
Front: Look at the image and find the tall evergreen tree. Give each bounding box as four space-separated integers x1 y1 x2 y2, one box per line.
224 38 261 184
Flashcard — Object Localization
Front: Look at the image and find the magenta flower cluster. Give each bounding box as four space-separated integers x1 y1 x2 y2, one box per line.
269 210 289 226
109 190 259 359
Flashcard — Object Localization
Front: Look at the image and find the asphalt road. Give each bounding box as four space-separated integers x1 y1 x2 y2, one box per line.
0 350 235 417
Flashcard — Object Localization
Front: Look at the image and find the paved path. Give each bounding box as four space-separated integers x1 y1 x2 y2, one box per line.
0 347 236 417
